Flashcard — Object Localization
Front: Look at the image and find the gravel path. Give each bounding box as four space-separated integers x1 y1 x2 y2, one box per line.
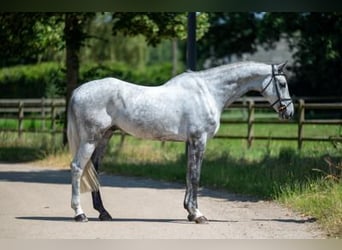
0 163 325 239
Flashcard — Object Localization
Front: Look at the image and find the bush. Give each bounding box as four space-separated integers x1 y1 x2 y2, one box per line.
0 61 181 98
0 62 64 98
80 61 177 86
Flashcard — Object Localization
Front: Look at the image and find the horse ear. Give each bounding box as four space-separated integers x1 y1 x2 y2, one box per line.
277 61 288 72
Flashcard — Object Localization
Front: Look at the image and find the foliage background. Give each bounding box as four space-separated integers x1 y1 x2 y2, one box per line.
0 62 177 98
1 12 342 98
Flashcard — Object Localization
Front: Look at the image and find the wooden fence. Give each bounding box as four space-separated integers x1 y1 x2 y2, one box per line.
0 98 341 149
216 98 342 149
0 98 65 137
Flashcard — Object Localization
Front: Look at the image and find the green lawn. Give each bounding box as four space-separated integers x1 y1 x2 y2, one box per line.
0 118 63 131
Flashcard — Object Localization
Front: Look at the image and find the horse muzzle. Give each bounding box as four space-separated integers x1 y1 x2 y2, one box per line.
278 103 294 120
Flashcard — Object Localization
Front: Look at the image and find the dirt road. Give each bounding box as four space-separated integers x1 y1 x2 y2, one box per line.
0 163 325 239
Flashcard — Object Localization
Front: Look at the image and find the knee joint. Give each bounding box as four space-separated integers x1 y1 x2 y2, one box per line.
71 162 83 177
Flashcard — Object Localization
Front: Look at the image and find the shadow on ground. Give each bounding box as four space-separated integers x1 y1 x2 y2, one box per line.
16 216 237 224
0 146 45 163
0 163 259 203
0 146 336 202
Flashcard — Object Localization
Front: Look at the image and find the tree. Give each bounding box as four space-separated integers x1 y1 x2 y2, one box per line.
81 14 149 70
197 12 259 67
197 12 342 97
111 12 209 46
259 12 342 97
63 13 95 144
0 13 63 67
111 12 209 77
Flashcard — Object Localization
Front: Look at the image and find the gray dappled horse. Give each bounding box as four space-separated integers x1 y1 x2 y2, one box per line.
67 61 294 223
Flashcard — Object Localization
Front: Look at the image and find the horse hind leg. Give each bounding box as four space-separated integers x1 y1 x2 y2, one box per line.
91 129 114 221
71 141 97 222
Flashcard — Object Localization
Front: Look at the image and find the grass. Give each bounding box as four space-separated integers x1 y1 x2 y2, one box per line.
101 136 339 195
0 122 341 237
0 132 68 164
278 179 342 237
277 155 342 237
0 118 63 131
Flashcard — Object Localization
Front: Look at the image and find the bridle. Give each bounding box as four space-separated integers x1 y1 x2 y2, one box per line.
260 64 292 113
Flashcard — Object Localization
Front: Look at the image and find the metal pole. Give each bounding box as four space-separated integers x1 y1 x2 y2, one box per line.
185 12 196 156
187 12 196 71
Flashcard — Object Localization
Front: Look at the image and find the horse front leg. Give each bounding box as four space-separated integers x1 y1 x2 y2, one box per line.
183 136 208 224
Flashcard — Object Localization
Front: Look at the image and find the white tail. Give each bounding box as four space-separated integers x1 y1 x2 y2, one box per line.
67 103 100 193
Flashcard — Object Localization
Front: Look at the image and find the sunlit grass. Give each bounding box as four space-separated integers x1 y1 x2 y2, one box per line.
278 179 342 238
0 132 65 163
0 118 63 131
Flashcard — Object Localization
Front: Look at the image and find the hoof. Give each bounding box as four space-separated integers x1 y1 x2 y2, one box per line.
187 214 209 224
74 213 88 222
99 211 113 221
195 216 209 224
187 214 196 222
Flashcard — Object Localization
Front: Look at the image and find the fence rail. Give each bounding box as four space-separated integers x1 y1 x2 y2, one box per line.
0 98 65 137
0 97 341 149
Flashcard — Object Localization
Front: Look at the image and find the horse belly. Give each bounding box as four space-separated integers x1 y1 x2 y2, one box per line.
114 104 187 141
118 119 186 141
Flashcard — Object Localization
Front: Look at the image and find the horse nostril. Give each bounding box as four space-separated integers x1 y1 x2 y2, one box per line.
278 105 286 112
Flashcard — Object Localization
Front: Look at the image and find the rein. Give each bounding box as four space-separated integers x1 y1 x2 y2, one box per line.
260 64 292 112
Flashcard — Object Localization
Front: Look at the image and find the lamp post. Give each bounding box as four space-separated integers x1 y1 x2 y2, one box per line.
187 12 196 71
185 12 196 155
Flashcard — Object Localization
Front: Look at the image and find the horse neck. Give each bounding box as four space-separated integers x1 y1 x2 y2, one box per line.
199 62 270 111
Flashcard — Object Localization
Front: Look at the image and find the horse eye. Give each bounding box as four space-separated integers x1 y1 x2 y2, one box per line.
279 82 286 88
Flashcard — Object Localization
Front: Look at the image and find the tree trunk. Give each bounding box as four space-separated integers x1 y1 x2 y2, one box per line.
63 14 81 146
172 38 178 76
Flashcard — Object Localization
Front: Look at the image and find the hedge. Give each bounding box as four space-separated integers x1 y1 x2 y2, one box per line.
0 61 181 98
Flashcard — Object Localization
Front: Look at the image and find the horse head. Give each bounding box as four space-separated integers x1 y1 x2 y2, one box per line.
260 62 294 120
